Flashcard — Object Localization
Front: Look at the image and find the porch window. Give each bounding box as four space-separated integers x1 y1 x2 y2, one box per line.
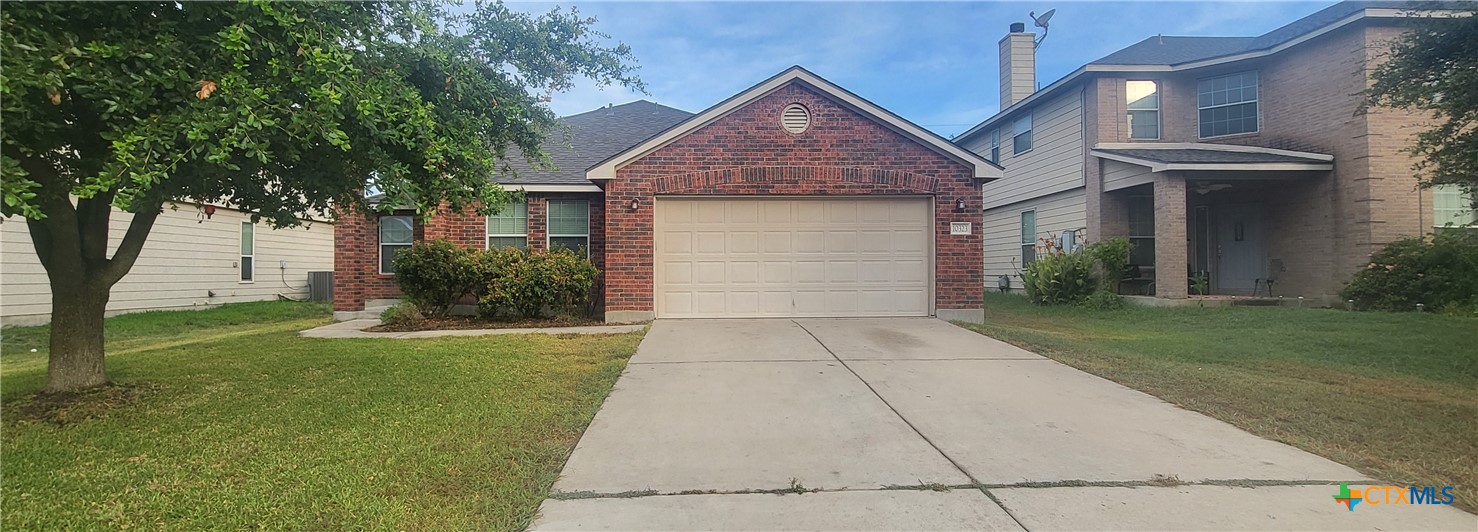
1012 114 1033 154
548 199 590 256
1434 185 1477 228
989 129 1001 163
1127 80 1160 139
486 201 528 250
1020 210 1036 265
1198 71 1258 138
1128 195 1155 267
379 215 414 274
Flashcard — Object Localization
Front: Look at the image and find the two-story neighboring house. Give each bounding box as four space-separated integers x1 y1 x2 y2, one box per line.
956 1 1475 303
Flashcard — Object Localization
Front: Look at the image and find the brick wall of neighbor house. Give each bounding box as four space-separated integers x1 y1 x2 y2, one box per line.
606 82 984 315
332 192 605 312
1084 20 1432 300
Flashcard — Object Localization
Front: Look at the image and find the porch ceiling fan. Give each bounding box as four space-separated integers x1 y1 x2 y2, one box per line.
1194 183 1232 195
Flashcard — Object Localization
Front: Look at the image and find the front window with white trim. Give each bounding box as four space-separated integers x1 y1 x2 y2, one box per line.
486 201 528 250
1197 71 1258 138
379 215 414 274
1020 210 1036 265
989 129 1001 163
239 221 254 282
1012 114 1033 154
547 199 590 255
1127 80 1160 139
1434 185 1477 228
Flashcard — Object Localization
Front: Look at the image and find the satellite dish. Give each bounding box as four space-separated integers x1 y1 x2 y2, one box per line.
1030 9 1056 49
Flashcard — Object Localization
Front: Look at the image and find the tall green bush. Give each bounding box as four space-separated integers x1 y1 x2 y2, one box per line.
1085 237 1131 294
1342 230 1478 312
1021 249 1096 305
478 248 599 319
391 239 487 318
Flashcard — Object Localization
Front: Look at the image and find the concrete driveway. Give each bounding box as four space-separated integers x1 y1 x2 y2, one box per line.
532 318 1476 531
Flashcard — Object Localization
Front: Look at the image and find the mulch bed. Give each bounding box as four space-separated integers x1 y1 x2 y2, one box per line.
365 315 602 333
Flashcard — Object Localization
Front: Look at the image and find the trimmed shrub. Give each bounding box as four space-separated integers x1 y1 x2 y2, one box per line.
379 302 424 326
478 248 599 320
1342 230 1478 312
391 239 486 318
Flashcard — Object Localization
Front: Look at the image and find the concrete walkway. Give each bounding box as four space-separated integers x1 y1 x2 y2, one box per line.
532 318 1476 531
298 319 644 339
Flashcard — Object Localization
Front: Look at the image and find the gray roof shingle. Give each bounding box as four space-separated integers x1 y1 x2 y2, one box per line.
1090 1 1462 67
495 100 693 185
1094 148 1329 165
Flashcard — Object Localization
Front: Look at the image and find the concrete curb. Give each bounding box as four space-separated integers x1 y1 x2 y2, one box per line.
299 319 645 339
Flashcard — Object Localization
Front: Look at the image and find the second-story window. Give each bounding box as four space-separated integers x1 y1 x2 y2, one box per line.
989 129 1001 163
1198 71 1258 138
1012 113 1033 155
1127 80 1160 139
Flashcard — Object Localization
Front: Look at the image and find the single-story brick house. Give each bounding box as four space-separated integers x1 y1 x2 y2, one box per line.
333 66 1003 322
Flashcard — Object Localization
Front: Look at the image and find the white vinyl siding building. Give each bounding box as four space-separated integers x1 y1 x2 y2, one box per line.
961 90 1085 210
981 190 1086 291
1 203 333 326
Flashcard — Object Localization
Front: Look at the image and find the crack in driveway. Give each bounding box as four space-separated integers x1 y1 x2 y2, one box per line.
790 319 1033 531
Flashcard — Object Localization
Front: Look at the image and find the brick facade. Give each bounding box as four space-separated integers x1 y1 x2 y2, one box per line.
332 193 603 312
1079 19 1434 301
606 82 984 316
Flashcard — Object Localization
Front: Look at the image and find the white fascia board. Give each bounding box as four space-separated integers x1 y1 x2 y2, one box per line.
501 184 603 193
587 66 1003 181
1161 162 1333 172
1088 149 1331 173
1093 142 1334 161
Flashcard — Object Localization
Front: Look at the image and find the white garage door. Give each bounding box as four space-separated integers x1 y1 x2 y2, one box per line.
655 198 932 318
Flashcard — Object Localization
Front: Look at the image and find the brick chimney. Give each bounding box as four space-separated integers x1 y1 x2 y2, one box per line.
999 22 1036 110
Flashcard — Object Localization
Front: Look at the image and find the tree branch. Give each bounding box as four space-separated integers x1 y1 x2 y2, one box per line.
76 189 118 265
99 200 162 287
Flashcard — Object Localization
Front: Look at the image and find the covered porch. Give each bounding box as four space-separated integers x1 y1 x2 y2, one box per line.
1090 144 1334 300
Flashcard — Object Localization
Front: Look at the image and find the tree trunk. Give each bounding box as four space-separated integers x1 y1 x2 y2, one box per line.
45 280 111 392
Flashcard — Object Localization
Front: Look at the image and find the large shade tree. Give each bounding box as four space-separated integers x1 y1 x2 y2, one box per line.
1366 4 1478 208
1 1 640 392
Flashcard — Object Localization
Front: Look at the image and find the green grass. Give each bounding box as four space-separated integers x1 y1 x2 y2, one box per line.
962 293 1478 512
1 301 643 529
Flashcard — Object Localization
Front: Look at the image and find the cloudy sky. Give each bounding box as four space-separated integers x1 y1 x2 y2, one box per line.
510 1 1333 137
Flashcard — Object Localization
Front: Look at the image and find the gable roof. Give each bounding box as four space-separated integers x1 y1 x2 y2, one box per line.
587 66 1004 181
495 100 692 188
956 1 1471 144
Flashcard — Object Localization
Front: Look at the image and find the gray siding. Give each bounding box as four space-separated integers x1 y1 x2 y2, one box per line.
1102 159 1154 192
2 203 334 326
962 89 1085 210
982 189 1087 292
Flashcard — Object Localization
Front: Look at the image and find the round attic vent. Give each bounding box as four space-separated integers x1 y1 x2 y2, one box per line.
781 103 810 134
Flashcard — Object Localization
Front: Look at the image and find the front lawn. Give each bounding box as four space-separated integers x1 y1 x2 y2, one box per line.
962 293 1478 512
1 301 642 529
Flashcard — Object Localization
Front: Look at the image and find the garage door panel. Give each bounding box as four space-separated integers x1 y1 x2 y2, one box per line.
729 261 759 284
695 232 726 254
827 231 858 253
663 261 693 284
896 230 929 253
656 198 931 318
664 232 693 254
762 232 792 253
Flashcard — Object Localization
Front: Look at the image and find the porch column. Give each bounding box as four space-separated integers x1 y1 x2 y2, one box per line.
1153 174 1188 299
